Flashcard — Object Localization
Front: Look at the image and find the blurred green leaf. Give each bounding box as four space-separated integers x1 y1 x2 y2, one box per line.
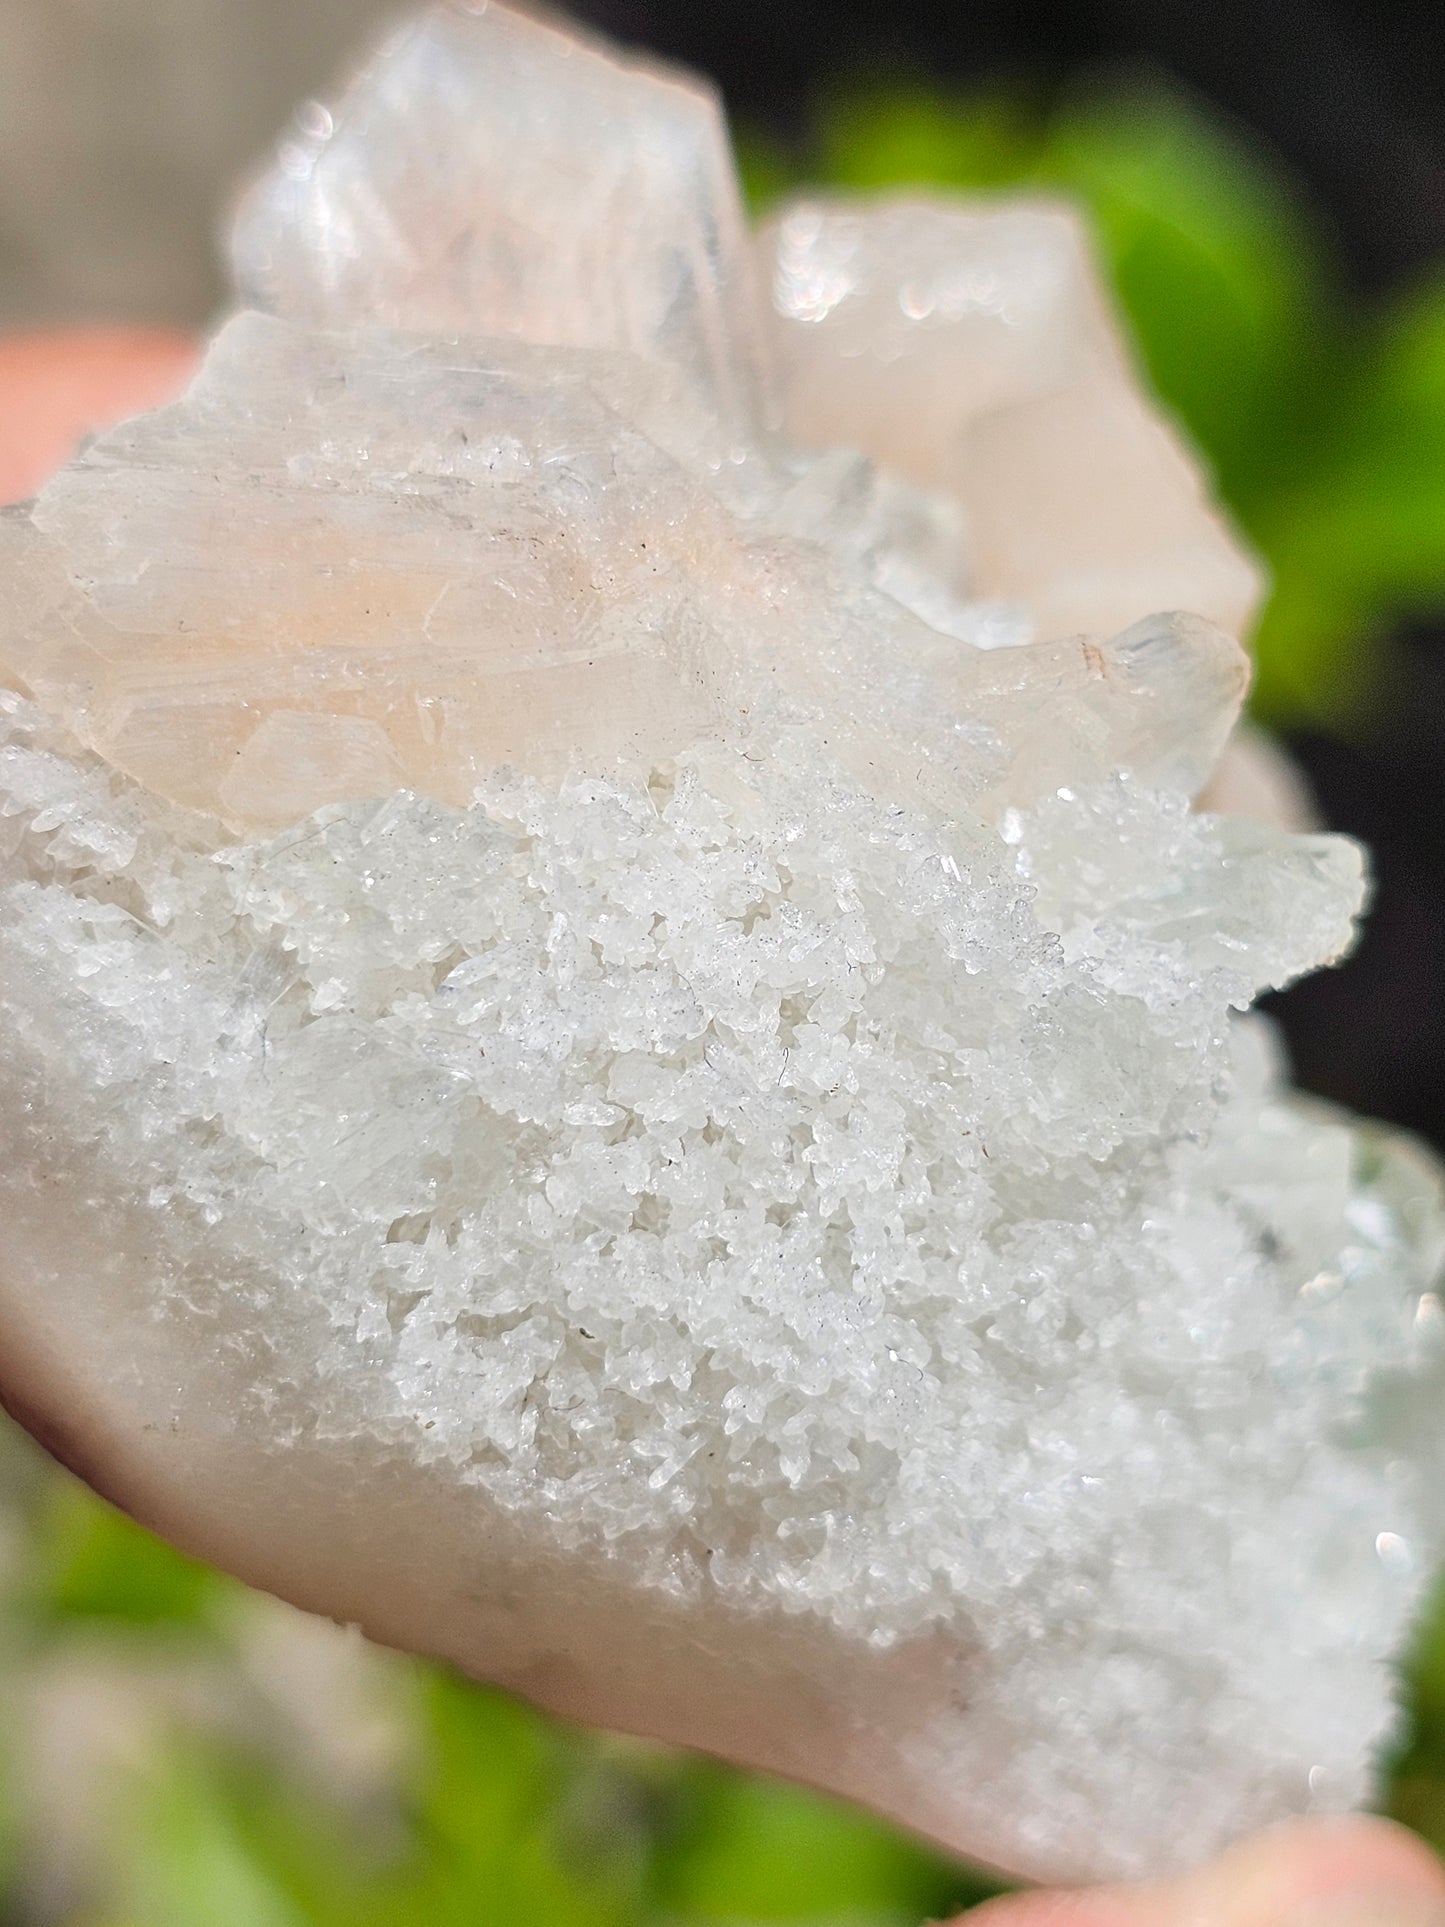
652 1763 996 1923
1309 274 1445 593
30 1479 221 1632
380 1671 654 1927
1236 522 1376 725
735 128 799 215
1384 1574 1445 1860
109 1750 316 1927
817 83 1041 194
100 1707 418 1927
1405 1571 1445 1748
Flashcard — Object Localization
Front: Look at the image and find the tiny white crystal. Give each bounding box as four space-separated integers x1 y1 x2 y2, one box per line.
0 0 1440 1890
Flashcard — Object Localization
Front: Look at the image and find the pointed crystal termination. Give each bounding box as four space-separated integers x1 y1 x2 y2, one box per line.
960 611 1251 809
761 197 1264 642
231 0 771 438
0 315 752 827
0 305 1248 831
0 3 1262 834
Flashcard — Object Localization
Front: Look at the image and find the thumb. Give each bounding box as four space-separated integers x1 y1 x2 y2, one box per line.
961 1818 1445 1926
0 327 197 504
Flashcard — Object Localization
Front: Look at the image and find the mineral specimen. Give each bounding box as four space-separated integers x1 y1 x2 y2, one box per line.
0 0 1441 1890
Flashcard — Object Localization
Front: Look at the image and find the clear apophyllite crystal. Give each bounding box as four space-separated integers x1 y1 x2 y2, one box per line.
0 0 1441 1891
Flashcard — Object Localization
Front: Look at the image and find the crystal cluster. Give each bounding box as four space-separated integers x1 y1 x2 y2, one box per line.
0 0 1441 1888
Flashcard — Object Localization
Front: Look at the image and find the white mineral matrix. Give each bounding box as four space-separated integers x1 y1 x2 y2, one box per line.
0 0 1441 1887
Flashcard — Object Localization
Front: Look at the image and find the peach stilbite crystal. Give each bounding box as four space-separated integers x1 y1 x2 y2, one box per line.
0 0 1441 1893
763 196 1264 640
0 1 1256 834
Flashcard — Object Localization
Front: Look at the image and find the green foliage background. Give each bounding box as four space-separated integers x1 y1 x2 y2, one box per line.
7 70 1445 1927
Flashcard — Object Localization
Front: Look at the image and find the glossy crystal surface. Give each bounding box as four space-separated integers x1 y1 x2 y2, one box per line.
0 4 1261 833
231 1 772 434
763 196 1264 641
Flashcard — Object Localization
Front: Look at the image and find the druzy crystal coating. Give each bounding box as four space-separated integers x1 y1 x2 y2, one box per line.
0 0 1441 1890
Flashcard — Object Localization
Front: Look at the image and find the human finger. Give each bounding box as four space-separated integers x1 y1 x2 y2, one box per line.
961 1817 1445 1926
0 327 198 504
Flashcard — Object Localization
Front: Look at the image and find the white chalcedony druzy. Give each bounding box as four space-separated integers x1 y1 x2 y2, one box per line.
0 0 1442 1890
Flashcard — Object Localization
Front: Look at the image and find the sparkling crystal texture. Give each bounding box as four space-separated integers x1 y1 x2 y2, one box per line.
0 0 1441 1893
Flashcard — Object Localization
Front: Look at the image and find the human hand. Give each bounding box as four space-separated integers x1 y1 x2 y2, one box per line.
0 326 198 505
960 1817 1445 1925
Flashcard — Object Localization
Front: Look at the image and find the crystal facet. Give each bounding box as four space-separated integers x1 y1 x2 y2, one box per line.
0 309 1247 831
231 0 771 435
763 196 1264 640
0 0 1439 1894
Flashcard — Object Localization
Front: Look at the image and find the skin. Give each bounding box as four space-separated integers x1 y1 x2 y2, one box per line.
0 327 199 506
3 331 1445 1927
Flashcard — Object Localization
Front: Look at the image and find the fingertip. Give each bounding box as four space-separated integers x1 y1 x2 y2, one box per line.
1190 1813 1445 1917
954 1890 1136 1926
945 1820 1445 1927
0 327 199 504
